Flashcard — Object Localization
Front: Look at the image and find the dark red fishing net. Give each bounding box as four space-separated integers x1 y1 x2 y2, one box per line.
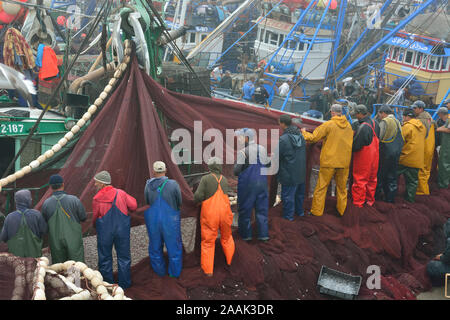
24 55 450 300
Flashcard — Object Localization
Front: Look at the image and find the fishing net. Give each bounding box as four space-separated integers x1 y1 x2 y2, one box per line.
21 55 450 300
0 253 131 300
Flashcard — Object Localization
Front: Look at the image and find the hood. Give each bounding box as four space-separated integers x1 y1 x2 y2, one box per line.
15 189 32 211
331 115 351 129
406 118 425 132
445 219 450 239
284 125 304 148
93 185 118 203
146 176 169 192
208 162 222 174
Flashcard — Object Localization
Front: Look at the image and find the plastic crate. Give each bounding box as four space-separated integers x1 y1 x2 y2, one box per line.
317 266 362 300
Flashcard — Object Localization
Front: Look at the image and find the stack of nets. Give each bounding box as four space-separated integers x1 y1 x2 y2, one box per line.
0 253 131 300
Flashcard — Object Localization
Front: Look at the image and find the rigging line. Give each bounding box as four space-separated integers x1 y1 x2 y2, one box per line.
143 0 211 97
337 0 446 82
1 0 110 179
386 1 448 104
0 0 98 19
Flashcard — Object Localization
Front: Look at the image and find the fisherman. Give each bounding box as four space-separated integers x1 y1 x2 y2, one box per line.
412 100 435 195
435 107 450 189
240 76 255 102
279 81 290 97
397 108 426 203
277 115 307 220
41 174 86 263
234 128 269 240
92 171 137 289
211 64 223 82
342 77 361 97
309 88 328 116
426 218 450 286
435 106 449 147
351 104 380 207
375 105 404 203
253 79 270 105
301 104 353 216
0 189 47 258
144 161 183 278
194 157 235 277
219 70 233 90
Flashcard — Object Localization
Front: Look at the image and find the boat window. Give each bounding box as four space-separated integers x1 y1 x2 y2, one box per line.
397 49 405 63
442 57 449 71
428 56 437 70
392 47 399 60
414 52 422 67
259 29 264 42
404 50 413 65
189 33 196 44
201 34 207 42
278 34 285 46
269 32 278 45
299 42 307 51
437 57 442 70
265 31 270 44
421 54 428 68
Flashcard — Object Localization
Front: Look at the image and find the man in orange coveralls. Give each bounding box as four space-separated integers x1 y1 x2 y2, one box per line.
194 157 235 277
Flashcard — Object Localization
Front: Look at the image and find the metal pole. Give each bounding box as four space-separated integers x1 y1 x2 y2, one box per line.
210 0 284 68
336 0 437 81
281 0 331 111
264 0 318 73
335 0 394 72
325 0 347 86
432 88 450 120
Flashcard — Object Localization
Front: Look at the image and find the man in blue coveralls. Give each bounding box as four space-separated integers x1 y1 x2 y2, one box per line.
144 161 183 278
234 128 270 241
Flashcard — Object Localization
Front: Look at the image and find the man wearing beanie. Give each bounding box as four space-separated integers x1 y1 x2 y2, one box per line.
42 174 87 263
1 189 47 258
397 108 426 202
144 161 183 278
92 170 137 289
277 115 307 221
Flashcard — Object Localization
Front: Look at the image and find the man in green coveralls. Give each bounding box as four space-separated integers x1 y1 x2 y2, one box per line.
436 107 450 189
41 174 87 263
0 189 47 257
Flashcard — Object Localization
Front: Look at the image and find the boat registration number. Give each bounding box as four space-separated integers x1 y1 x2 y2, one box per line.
1 124 24 134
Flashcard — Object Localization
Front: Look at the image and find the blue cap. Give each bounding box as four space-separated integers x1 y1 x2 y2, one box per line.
49 174 63 185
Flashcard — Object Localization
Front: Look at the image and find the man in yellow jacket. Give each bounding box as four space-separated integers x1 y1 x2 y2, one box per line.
412 100 435 195
301 104 353 216
398 108 426 203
